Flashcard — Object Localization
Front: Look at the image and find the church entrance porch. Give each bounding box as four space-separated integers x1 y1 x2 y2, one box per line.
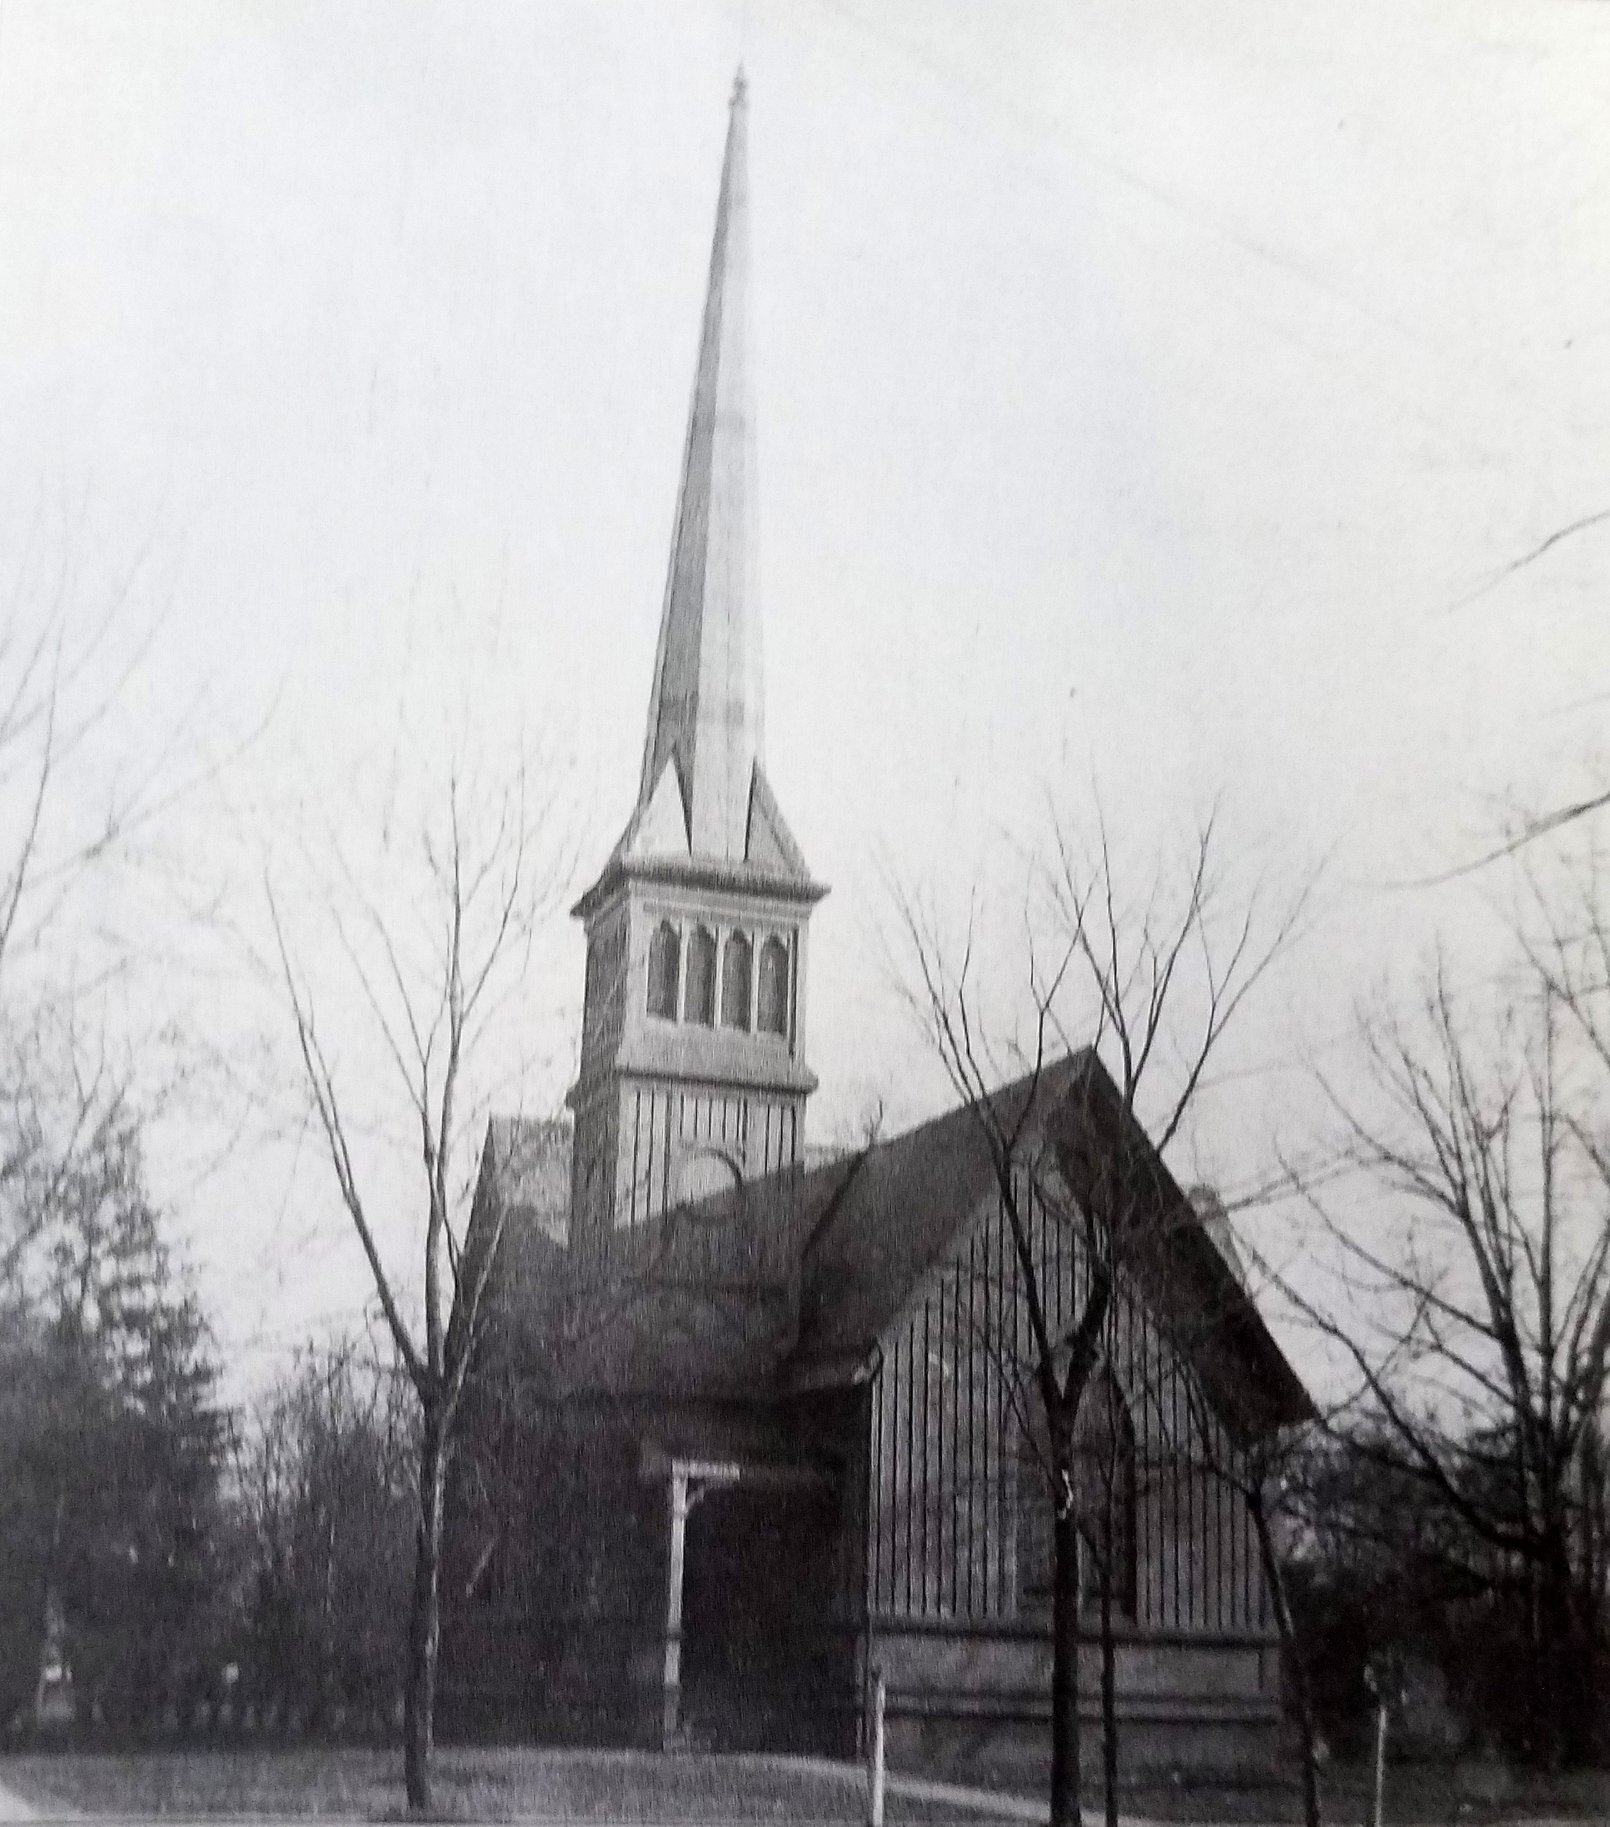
644 1449 853 1757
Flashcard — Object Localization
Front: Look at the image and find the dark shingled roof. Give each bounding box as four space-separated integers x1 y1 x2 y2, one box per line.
459 1116 573 1371
1041 1052 1314 1438
761 1049 1312 1439
466 1054 1312 1438
782 1052 1093 1372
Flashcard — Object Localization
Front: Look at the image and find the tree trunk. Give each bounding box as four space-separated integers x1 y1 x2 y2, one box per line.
1577 1530 1607 1766
1050 1493 1084 1827
1250 1492 1322 1827
1536 1531 1580 1768
1098 1581 1118 1827
403 1404 448 1813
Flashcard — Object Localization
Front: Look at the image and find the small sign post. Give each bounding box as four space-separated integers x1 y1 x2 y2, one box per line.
866 1665 886 1827
1364 1651 1404 1827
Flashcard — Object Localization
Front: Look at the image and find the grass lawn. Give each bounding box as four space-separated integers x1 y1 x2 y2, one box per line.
6 1745 1609 1824
0 1745 984 1822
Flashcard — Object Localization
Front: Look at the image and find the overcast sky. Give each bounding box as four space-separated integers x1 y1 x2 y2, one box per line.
3 1 1607 1389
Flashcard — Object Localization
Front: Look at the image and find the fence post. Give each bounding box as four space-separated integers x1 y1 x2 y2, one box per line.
1364 1652 1401 1827
866 1665 886 1827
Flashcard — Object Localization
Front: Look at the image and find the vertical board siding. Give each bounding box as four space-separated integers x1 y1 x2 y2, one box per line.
864 1182 1270 1636
614 1084 803 1237
919 1301 932 1615
901 1316 911 1616
946 1256 959 1616
870 1354 884 1610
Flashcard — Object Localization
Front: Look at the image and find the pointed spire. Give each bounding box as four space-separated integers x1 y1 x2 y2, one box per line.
637 70 763 864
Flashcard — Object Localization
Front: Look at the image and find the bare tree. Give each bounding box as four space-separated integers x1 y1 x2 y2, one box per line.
0 1014 136 1301
896 805 1307 1827
1429 507 1609 878
269 765 571 1810
0 515 257 1333
0 518 223 1001
0 565 137 1274
0 526 238 1727
1403 787 1610 889
1280 914 1610 1767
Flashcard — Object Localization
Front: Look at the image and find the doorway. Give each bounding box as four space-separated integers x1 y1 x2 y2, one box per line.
679 1482 852 1753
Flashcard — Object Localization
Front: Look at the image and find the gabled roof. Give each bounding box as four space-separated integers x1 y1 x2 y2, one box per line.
767 1050 1313 1439
783 1053 1094 1372
465 1054 1313 1438
482 1115 571 1245
459 1116 573 1371
1043 1053 1315 1439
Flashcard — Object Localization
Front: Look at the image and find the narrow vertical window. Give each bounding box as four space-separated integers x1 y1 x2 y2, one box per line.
720 930 752 1029
1016 1445 1055 1612
685 925 717 1026
757 935 790 1036
646 921 680 1020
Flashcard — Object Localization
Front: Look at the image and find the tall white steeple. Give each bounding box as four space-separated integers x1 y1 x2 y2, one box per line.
637 71 763 865
570 75 824 1251
615 72 808 885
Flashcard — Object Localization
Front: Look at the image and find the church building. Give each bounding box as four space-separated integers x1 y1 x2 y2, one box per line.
440 76 1312 1779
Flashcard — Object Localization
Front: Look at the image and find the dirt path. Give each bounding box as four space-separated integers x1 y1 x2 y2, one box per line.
0 1769 78 1824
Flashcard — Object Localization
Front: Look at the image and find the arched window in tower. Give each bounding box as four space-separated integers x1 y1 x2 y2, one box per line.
756 935 790 1036
685 925 717 1026
720 930 752 1030
646 921 680 1020
1074 1369 1138 1620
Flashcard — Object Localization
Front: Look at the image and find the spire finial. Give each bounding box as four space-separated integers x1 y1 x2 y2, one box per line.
635 76 762 864
731 66 747 108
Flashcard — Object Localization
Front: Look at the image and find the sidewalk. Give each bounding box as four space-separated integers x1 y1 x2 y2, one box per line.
876 1767 1048 1822
789 1753 1171 1826
0 1777 48 1824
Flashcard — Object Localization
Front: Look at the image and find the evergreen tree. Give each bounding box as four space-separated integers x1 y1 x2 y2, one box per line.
0 1112 232 1736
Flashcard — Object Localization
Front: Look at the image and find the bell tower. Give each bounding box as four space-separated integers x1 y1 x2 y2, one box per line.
568 75 826 1250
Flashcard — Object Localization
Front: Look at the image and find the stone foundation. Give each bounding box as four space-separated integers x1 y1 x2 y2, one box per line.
868 1620 1285 1781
